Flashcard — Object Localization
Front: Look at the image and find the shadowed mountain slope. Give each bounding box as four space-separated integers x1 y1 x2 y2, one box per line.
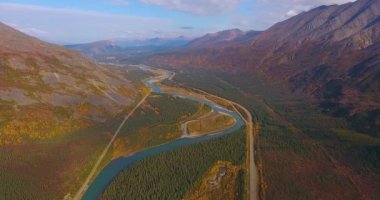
147 0 380 135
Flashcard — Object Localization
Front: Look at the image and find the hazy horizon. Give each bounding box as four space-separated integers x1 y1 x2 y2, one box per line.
0 0 356 44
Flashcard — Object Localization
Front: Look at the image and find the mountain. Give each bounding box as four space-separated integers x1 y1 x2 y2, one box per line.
66 37 190 59
65 40 122 58
186 29 262 48
147 0 380 136
118 37 190 48
0 22 138 144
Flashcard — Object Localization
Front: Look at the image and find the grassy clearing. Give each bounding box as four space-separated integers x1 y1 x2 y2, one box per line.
187 113 236 136
187 103 212 120
123 66 154 85
101 128 246 200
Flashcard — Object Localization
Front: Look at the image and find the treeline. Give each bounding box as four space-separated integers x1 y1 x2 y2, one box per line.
102 129 246 200
188 114 235 135
120 93 200 136
112 93 205 158
124 68 154 86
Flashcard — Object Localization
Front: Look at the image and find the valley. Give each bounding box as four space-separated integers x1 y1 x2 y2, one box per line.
80 65 255 200
1 0 379 199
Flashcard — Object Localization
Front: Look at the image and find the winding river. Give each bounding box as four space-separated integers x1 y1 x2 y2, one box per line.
82 68 245 200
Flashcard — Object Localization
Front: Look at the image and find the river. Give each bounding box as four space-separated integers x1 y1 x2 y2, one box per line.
82 68 245 200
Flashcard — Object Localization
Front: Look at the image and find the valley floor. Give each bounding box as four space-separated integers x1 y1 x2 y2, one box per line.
77 65 255 200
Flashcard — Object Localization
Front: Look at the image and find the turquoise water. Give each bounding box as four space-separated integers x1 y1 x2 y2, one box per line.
82 70 244 200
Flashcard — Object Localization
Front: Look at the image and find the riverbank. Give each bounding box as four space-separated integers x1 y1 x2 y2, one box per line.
81 65 247 200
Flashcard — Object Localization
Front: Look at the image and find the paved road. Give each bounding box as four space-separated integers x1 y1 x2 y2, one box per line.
183 86 259 200
232 103 258 200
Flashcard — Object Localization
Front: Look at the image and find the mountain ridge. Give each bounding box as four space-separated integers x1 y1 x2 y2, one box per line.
0 22 138 144
146 0 380 135
186 29 262 48
66 37 190 59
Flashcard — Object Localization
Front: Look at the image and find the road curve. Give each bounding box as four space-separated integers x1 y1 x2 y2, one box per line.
178 83 259 200
181 109 216 137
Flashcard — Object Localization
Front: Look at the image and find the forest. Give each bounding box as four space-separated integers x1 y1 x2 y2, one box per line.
111 93 203 158
172 69 380 199
102 128 246 200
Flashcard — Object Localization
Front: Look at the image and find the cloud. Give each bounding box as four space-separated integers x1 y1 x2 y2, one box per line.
106 0 130 6
180 26 193 30
0 0 358 43
5 22 50 37
282 0 356 17
258 0 355 13
257 0 354 6
0 3 170 43
285 9 301 17
251 0 356 29
18 27 49 36
140 0 244 16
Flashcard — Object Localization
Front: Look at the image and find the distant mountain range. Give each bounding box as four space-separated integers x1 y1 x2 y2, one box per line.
66 37 190 58
0 22 138 144
147 0 380 136
65 40 122 58
186 29 262 48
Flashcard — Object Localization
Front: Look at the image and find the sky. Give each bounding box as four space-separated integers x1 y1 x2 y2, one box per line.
0 0 356 44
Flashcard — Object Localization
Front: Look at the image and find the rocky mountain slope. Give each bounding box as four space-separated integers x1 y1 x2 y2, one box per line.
147 0 380 135
186 29 261 48
0 22 138 144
